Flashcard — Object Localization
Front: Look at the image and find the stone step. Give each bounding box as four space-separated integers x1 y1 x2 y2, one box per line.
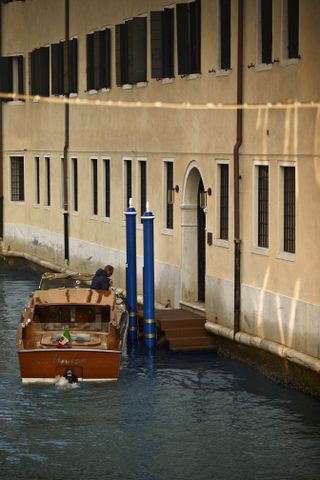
168 336 216 349
159 317 205 329
165 326 209 338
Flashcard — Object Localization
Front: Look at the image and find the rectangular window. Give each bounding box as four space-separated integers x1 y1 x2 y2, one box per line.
10 156 24 201
87 28 111 91
139 160 147 220
51 38 78 95
176 0 201 75
124 159 132 209
219 164 229 240
258 165 269 248
165 161 173 229
219 0 231 70
45 156 51 207
61 158 65 208
30 47 49 96
282 0 300 60
151 8 174 79
72 158 78 212
91 158 98 215
0 55 24 99
34 156 40 205
259 0 273 65
283 166 295 253
103 159 111 218
116 17 147 86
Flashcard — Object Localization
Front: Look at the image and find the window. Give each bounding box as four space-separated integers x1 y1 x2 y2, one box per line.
138 159 147 220
87 28 111 91
257 165 269 248
30 47 49 96
258 0 272 65
45 156 51 207
219 0 231 70
91 158 98 215
72 158 78 212
116 17 147 86
10 156 24 201
219 164 229 240
283 166 295 254
61 158 65 208
151 8 174 80
34 156 40 205
124 159 132 209
103 159 111 218
0 55 23 99
282 0 299 60
51 38 78 95
176 0 201 76
165 161 173 229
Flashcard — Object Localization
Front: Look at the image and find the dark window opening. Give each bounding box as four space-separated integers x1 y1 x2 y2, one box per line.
92 159 98 216
258 166 269 248
51 38 78 95
284 167 295 254
35 157 40 205
220 0 231 70
125 160 132 209
261 0 272 64
10 156 24 201
166 162 173 229
288 0 299 59
176 0 201 75
151 8 174 79
116 17 147 86
139 161 147 219
72 158 78 212
45 157 51 207
220 164 229 240
0 55 24 100
104 159 110 218
31 47 49 96
87 28 111 91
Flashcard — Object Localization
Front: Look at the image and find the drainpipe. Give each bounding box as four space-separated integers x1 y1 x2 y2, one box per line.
0 4 3 239
63 0 70 262
233 0 244 334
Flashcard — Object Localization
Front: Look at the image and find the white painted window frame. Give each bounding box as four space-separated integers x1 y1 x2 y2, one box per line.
214 159 230 248
252 160 270 256
102 157 111 222
277 161 296 262
161 158 175 235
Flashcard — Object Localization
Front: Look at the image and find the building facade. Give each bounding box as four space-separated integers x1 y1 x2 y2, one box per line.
0 0 319 379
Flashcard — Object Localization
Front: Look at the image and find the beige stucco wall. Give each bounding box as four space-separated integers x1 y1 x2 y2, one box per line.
1 0 320 362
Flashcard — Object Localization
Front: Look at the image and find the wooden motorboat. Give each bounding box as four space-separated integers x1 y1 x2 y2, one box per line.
16 272 128 383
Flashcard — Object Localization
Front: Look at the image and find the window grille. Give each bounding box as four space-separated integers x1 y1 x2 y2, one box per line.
284 167 295 253
140 161 147 218
104 159 110 218
35 157 40 204
258 166 269 248
72 158 78 212
45 157 51 206
125 160 132 208
92 159 98 215
10 156 24 201
166 162 173 229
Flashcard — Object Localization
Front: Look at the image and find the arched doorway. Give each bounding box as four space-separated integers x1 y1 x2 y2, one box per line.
181 164 206 304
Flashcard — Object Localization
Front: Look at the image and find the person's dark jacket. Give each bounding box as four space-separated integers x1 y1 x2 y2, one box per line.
91 269 111 290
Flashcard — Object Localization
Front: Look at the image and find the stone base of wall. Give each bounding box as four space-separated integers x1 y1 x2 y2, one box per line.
212 334 320 398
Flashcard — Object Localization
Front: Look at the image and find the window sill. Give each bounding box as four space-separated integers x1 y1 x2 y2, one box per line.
136 82 147 88
89 215 99 221
162 78 174 85
70 210 78 216
213 239 229 248
44 205 51 210
101 216 110 223
251 246 269 256
32 204 40 209
276 251 296 262
8 100 25 105
88 89 97 95
185 73 201 80
161 228 174 236
255 63 272 72
215 69 231 77
279 58 299 67
122 84 133 90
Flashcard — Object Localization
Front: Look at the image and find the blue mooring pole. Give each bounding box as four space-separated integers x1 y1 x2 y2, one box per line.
142 202 156 349
125 198 138 344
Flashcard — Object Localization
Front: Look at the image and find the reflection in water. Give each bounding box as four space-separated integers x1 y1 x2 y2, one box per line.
0 267 319 480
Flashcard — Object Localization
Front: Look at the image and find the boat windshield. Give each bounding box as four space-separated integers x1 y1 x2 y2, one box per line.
39 273 93 290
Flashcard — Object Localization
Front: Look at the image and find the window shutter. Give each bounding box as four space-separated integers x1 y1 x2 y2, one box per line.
190 0 201 73
220 0 231 70
104 28 111 89
116 23 129 86
151 11 163 79
176 3 191 75
131 17 147 84
86 33 94 90
261 0 272 64
0 56 13 95
288 0 299 59
39 47 49 96
30 50 37 95
51 43 60 95
69 38 78 94
63 41 69 95
163 8 174 78
93 31 101 90
99 29 107 88
18 158 25 201
115 24 122 86
17 55 24 94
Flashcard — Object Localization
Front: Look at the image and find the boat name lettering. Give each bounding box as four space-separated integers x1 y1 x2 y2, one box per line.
53 355 87 366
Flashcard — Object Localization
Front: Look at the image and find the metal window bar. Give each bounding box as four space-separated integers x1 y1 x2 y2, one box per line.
284 167 295 253
92 159 98 215
45 157 51 206
11 156 24 201
220 164 229 240
35 157 40 204
140 161 146 219
73 158 78 212
166 162 173 229
104 159 110 217
258 165 269 248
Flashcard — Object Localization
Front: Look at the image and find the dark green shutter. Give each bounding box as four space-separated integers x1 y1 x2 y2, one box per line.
115 24 122 86
86 33 94 90
190 0 201 73
69 38 78 94
51 43 60 95
177 3 190 75
0 56 13 95
288 0 299 59
261 0 272 64
220 0 231 70
17 55 24 94
163 8 174 78
151 11 163 79
93 31 101 90
132 17 147 84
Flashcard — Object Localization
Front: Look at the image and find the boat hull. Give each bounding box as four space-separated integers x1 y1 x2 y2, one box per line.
18 348 122 383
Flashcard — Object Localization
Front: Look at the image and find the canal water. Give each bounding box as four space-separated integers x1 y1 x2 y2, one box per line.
0 267 320 480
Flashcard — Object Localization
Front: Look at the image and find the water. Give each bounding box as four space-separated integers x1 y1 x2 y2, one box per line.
0 267 320 480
